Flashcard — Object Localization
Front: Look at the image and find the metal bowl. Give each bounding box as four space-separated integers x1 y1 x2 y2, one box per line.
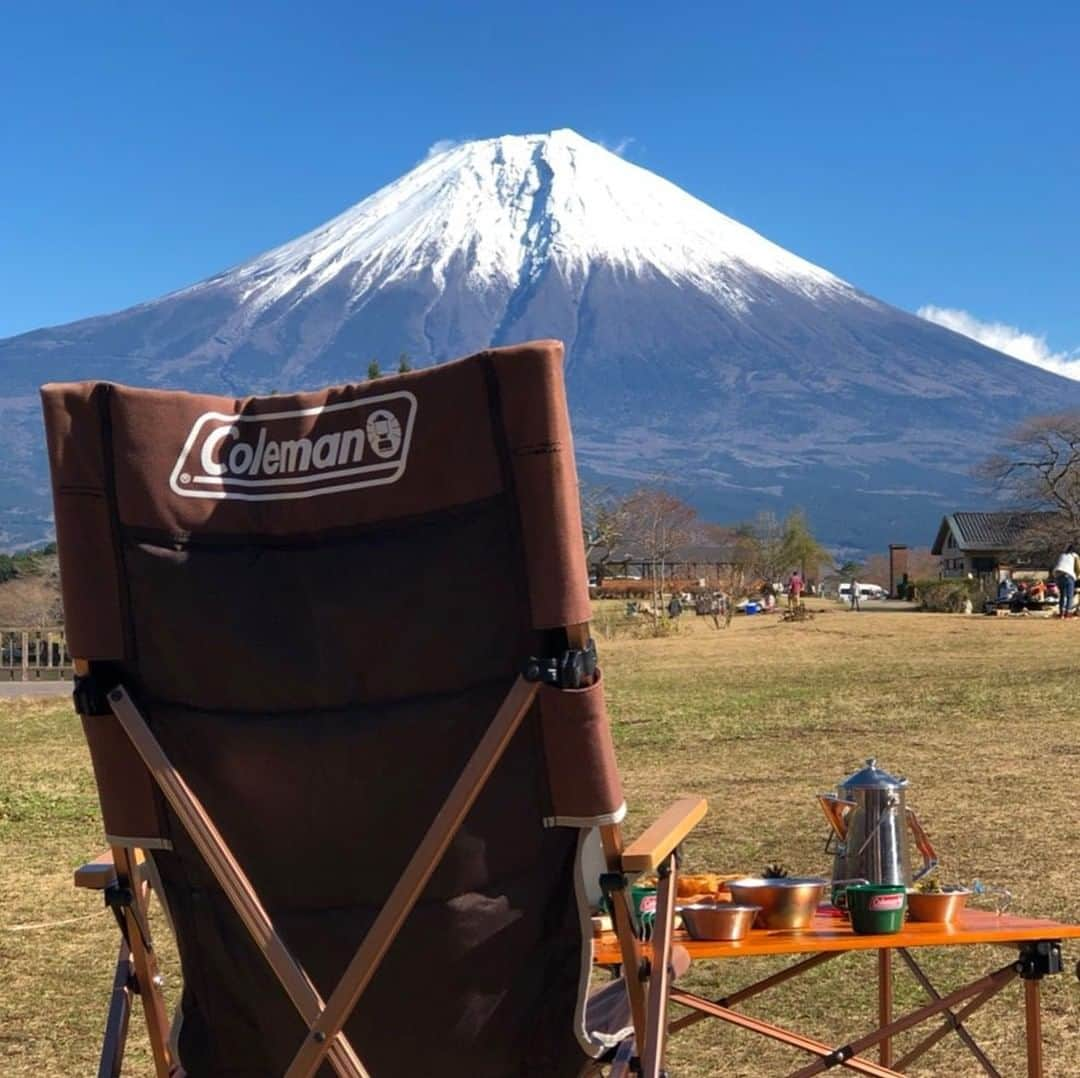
727 877 826 930
906 888 970 923
679 902 760 941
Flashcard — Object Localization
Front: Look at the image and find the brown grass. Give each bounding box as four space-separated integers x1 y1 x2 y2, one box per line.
1 602 1079 1075
603 601 1080 1076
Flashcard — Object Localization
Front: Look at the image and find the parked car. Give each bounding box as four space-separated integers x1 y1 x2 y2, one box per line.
838 583 886 602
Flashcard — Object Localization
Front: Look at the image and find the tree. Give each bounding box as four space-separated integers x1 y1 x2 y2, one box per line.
980 412 1080 552
580 485 631 584
703 522 757 595
746 511 786 584
860 547 939 589
905 547 942 581
622 487 699 625
367 359 381 380
727 510 832 592
779 510 832 580
398 352 412 373
860 554 891 588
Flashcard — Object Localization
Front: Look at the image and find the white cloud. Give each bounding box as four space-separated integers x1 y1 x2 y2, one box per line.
594 134 636 158
423 138 462 160
917 305 1080 381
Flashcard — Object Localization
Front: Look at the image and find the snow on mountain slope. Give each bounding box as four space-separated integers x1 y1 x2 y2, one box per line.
217 129 848 310
148 129 861 383
2 128 1078 550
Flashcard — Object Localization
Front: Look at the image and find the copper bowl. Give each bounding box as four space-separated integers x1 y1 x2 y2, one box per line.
727 877 826 930
679 902 760 941
906 888 970 923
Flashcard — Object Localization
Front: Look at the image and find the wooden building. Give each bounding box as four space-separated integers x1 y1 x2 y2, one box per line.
931 511 1055 579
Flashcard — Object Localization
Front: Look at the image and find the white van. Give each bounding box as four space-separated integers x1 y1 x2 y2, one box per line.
838 583 885 603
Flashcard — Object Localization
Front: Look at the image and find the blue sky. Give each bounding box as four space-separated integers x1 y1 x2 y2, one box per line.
2 2 1078 369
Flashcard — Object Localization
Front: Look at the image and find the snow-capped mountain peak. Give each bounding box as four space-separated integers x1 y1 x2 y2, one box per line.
202 128 851 321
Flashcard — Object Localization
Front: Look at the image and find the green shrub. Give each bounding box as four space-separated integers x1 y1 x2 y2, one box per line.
916 577 983 612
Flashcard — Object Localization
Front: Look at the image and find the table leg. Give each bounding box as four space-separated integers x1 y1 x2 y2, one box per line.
878 949 892 1068
1024 978 1043 1078
896 949 1001 1076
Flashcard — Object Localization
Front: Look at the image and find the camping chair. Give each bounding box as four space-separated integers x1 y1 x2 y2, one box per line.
43 339 707 1077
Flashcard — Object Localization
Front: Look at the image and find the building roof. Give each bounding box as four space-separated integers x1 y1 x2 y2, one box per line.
931 511 1056 555
591 542 740 566
668 543 741 564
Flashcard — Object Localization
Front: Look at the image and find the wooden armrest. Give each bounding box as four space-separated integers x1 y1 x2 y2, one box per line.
74 847 147 890
621 797 707 873
75 849 117 890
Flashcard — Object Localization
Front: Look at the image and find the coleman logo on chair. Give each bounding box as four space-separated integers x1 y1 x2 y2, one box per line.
169 391 417 500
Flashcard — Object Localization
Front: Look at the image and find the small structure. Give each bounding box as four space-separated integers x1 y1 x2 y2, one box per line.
931 511 1055 579
591 543 741 587
888 544 908 598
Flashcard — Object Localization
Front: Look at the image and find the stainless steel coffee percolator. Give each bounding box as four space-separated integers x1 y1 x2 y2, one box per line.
818 758 938 905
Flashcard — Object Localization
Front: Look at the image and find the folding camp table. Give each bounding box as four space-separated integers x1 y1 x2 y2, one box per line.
594 909 1080 1076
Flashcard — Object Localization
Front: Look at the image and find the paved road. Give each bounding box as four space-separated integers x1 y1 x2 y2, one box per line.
0 679 72 698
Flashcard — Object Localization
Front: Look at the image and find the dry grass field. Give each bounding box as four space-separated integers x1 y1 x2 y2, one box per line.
2 601 1079 1075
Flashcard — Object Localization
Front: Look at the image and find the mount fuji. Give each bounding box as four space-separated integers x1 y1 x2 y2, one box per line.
3 128 1077 550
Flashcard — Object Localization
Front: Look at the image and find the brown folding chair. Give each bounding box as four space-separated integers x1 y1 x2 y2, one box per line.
43 339 706 1077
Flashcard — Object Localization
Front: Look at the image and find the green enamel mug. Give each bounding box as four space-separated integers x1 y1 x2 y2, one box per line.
846 884 907 935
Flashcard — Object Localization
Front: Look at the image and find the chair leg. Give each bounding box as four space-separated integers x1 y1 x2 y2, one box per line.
639 851 678 1078
98 939 134 1078
112 845 175 1078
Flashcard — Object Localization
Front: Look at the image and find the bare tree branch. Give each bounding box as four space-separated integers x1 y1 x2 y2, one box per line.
978 412 1080 552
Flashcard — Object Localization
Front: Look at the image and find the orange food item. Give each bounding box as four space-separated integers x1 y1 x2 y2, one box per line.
677 873 720 897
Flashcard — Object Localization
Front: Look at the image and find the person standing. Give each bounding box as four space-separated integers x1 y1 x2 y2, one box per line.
850 578 861 611
1053 545 1080 618
787 569 804 610
762 580 776 610
997 576 1016 604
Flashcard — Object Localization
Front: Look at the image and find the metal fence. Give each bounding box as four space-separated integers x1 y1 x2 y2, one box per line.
1 627 71 681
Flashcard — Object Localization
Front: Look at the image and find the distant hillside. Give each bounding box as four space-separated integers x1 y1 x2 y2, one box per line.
0 549 62 625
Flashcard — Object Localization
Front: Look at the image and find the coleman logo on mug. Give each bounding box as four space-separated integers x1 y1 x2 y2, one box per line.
869 893 905 912
169 391 417 501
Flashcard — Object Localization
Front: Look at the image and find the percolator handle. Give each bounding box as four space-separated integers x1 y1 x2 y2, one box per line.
906 807 938 881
